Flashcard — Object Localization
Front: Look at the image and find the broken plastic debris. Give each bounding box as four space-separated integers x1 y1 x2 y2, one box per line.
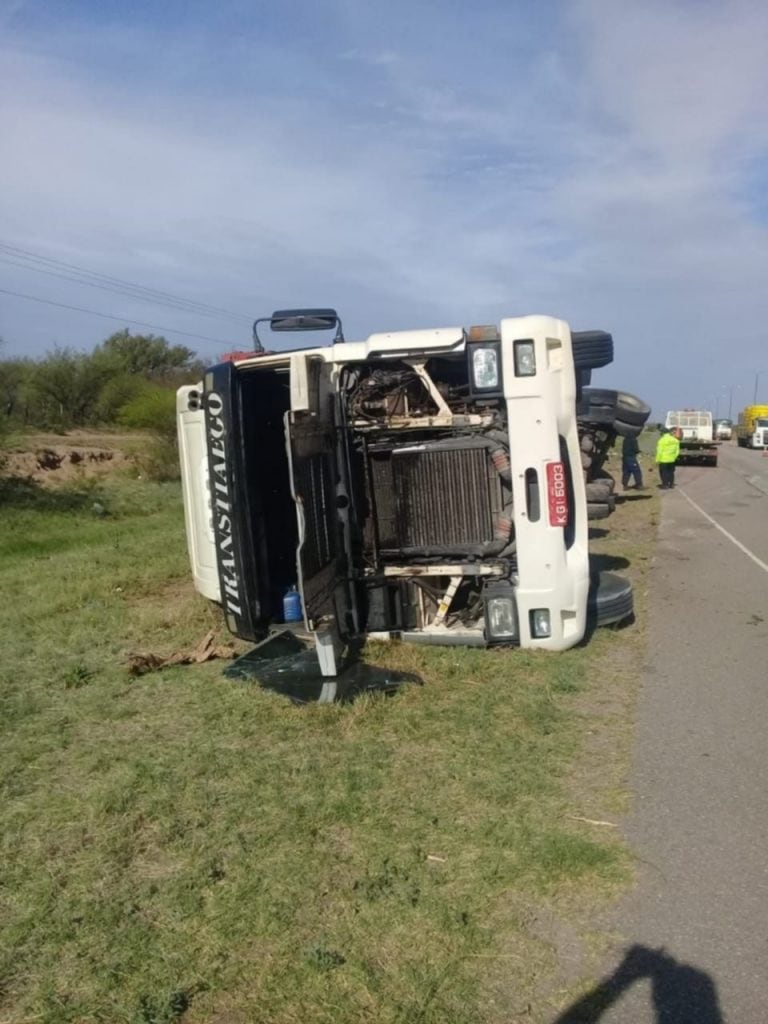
223 630 422 704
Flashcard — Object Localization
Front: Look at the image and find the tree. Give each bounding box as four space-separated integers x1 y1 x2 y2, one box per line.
0 357 35 423
93 330 199 379
28 347 115 428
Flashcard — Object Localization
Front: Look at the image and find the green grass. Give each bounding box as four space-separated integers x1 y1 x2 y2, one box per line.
0 474 653 1024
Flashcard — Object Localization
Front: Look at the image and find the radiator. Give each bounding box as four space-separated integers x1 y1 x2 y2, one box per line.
369 441 502 555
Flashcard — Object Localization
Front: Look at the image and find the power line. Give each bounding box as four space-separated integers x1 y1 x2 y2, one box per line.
0 241 253 323
0 285 239 348
0 253 252 326
0 241 253 326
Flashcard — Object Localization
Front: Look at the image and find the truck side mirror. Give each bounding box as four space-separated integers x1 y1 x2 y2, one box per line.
253 308 344 350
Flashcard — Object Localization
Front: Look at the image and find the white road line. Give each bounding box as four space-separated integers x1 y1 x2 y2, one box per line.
679 489 768 576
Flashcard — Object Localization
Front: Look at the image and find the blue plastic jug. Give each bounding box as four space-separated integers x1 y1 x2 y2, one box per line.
282 586 303 623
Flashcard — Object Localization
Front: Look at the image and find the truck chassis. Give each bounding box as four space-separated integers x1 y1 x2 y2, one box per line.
676 439 719 466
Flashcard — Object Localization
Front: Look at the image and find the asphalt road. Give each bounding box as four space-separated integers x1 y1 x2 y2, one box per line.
560 442 768 1024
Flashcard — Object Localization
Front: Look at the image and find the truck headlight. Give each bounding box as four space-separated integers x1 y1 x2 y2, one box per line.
514 339 536 377
530 608 551 638
483 581 518 642
471 345 500 390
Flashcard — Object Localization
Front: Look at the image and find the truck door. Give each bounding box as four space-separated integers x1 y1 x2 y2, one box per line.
284 354 355 642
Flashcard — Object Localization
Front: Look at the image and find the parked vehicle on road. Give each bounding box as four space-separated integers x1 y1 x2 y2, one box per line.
178 310 633 676
736 406 768 449
665 410 719 466
713 419 733 441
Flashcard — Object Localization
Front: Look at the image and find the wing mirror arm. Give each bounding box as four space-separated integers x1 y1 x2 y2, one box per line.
253 309 344 352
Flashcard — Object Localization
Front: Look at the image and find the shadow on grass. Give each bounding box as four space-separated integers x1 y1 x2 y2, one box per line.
581 610 636 646
553 945 723 1023
590 553 630 573
224 632 423 704
588 528 610 540
0 474 102 512
615 493 653 505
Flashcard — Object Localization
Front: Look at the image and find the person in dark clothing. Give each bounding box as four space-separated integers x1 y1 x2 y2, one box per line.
621 433 644 489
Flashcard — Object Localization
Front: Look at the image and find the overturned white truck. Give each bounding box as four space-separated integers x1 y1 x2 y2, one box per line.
178 311 632 677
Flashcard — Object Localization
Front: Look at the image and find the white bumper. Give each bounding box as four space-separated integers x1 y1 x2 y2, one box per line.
501 316 589 650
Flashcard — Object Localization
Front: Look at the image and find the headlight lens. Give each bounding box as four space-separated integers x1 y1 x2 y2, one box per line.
472 346 499 389
483 582 518 642
514 339 536 377
530 608 552 638
486 597 517 639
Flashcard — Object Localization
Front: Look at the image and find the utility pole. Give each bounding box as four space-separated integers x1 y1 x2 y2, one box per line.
728 384 742 420
754 370 768 404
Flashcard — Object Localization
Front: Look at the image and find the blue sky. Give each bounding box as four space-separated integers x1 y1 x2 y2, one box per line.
2 0 768 415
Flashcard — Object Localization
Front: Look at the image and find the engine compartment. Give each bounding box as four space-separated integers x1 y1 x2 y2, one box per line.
340 354 517 642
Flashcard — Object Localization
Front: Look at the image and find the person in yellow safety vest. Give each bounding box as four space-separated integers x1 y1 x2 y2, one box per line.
656 427 681 489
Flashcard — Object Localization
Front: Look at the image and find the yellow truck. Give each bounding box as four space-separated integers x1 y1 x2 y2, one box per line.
736 406 768 449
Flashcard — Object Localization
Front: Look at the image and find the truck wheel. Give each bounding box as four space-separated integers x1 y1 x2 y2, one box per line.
587 502 612 519
572 330 614 371
588 571 634 629
614 419 644 438
586 480 613 502
616 391 652 425
578 388 650 428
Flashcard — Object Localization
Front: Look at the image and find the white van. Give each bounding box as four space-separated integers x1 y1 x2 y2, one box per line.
178 311 617 676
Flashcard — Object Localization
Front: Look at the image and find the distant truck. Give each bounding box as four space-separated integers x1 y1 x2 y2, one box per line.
736 405 768 449
665 410 719 466
713 418 733 441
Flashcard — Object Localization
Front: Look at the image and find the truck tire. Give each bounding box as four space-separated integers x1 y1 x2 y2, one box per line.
614 419 644 438
616 391 652 425
577 407 614 429
578 388 651 428
587 502 612 520
588 571 634 628
586 480 613 502
572 330 614 371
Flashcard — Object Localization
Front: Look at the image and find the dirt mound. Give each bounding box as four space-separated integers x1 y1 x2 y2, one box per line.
5 437 133 483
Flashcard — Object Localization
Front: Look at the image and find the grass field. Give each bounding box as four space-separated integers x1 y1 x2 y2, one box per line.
0 457 657 1024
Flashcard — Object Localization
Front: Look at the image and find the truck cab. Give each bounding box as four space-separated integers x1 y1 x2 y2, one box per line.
178 312 594 675
736 406 768 449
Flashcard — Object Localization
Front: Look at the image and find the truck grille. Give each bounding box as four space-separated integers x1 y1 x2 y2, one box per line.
369 442 502 555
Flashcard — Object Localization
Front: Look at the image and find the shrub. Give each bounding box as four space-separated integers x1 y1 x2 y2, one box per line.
95 374 148 424
117 386 176 439
118 386 179 481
